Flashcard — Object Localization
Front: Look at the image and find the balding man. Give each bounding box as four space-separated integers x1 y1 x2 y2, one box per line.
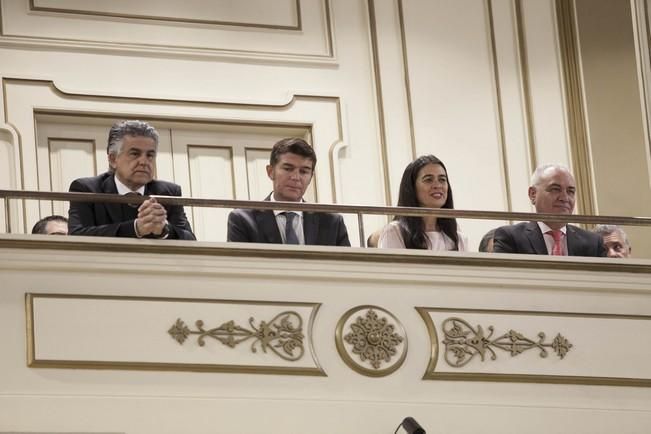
493 164 605 257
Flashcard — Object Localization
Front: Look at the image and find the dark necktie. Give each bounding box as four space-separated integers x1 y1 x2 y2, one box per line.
125 191 142 208
283 212 300 245
122 192 142 220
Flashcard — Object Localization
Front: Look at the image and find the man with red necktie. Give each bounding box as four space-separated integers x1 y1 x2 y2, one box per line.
493 164 605 257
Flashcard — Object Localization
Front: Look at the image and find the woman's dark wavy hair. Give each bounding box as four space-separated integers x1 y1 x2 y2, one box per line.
395 155 459 250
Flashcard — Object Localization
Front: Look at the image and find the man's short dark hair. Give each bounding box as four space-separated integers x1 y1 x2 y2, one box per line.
479 228 496 252
31 215 68 234
269 137 317 169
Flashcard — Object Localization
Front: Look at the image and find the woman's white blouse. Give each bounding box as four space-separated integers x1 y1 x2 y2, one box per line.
378 221 468 251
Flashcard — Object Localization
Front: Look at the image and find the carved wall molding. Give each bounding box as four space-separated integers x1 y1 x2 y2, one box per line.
335 305 407 377
418 306 651 386
441 317 572 368
27 293 324 376
0 0 335 63
169 311 305 362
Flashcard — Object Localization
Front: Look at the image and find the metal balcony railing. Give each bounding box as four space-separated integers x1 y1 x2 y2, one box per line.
2 189 650 247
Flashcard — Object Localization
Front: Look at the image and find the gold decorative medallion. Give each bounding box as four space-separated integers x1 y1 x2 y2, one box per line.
335 305 407 377
169 311 305 362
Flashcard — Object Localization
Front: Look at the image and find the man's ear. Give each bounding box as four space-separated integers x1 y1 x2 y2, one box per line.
266 164 274 180
108 153 117 170
528 186 536 205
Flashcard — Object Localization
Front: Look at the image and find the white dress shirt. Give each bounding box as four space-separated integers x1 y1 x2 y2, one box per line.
114 176 145 196
537 221 568 255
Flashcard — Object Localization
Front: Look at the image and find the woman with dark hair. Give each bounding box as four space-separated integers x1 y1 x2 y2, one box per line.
378 155 467 251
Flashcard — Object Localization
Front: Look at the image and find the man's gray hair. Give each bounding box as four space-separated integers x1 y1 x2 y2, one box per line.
530 163 572 187
107 119 159 156
593 224 631 247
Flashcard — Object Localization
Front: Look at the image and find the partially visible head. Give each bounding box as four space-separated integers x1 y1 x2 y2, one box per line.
107 120 159 191
367 229 382 248
528 164 576 227
267 137 317 202
397 155 454 210
479 228 496 253
593 225 632 258
31 215 68 235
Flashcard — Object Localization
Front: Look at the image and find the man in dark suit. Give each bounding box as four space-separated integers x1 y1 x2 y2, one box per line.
68 120 195 240
227 137 350 246
493 164 604 257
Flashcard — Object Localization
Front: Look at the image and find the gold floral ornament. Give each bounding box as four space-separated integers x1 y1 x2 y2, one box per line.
441 317 573 368
335 305 407 377
168 311 305 362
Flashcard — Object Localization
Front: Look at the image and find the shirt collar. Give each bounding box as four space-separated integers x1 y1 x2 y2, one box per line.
114 176 145 196
537 221 567 235
269 192 303 217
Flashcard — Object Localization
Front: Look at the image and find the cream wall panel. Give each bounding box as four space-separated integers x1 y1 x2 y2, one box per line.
490 0 535 214
246 149 274 200
32 0 299 28
367 0 414 205
574 0 651 257
186 145 234 242
424 309 651 379
519 0 571 167
35 120 103 219
30 295 321 371
636 0 651 189
400 0 510 248
1 0 332 59
46 138 95 216
0 129 17 231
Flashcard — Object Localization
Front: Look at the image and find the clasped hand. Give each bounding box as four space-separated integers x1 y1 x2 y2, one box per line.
135 197 168 236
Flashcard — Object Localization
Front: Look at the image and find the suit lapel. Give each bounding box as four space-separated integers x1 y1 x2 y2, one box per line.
566 225 578 256
102 175 124 224
303 212 319 245
256 210 283 243
257 194 282 243
525 222 548 254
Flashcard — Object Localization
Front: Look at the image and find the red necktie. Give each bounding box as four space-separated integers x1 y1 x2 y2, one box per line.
547 230 564 256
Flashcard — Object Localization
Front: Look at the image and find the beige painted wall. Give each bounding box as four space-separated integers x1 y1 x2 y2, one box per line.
575 0 651 257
